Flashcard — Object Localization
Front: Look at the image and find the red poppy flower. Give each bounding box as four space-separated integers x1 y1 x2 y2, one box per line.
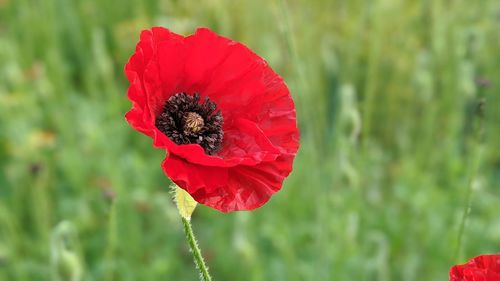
450 254 500 281
125 27 299 212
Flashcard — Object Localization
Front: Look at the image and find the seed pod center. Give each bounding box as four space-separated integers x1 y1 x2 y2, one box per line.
183 112 205 134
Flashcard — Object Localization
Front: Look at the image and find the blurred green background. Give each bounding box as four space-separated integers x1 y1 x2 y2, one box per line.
1 0 499 280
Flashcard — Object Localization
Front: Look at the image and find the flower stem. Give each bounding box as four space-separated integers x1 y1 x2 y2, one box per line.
181 217 212 281
454 99 485 260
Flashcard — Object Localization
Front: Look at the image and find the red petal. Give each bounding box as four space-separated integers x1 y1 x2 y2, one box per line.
475 255 500 273
449 255 500 281
125 27 185 135
184 29 279 120
146 35 185 117
162 154 229 195
182 28 240 94
125 68 154 136
185 28 299 153
163 152 294 212
154 118 280 167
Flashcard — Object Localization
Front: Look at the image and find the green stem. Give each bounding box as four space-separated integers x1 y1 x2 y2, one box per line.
454 99 485 260
181 217 212 281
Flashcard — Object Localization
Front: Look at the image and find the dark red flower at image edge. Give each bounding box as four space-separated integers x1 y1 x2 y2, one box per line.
450 254 500 281
125 27 299 212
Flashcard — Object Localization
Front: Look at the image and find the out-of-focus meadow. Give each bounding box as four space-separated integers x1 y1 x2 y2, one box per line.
1 0 499 280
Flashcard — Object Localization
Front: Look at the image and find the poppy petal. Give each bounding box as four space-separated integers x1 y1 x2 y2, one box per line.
163 153 294 212
153 118 281 167
450 254 500 281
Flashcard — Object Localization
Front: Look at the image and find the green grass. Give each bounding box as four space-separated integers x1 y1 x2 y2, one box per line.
1 0 499 280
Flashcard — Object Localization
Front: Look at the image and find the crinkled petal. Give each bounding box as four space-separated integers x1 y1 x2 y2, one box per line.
154 118 281 167
184 28 299 154
162 154 229 195
145 36 186 117
125 27 185 135
163 152 295 212
183 29 286 121
450 255 500 281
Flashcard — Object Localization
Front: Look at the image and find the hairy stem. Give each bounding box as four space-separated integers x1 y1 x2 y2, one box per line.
181 217 212 281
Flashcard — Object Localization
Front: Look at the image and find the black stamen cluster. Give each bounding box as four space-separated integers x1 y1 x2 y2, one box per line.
155 93 224 155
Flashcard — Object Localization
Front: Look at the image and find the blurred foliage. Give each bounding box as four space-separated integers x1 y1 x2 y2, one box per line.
1 0 500 280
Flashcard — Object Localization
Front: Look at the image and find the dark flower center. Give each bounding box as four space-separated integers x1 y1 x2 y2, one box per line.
155 93 223 155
